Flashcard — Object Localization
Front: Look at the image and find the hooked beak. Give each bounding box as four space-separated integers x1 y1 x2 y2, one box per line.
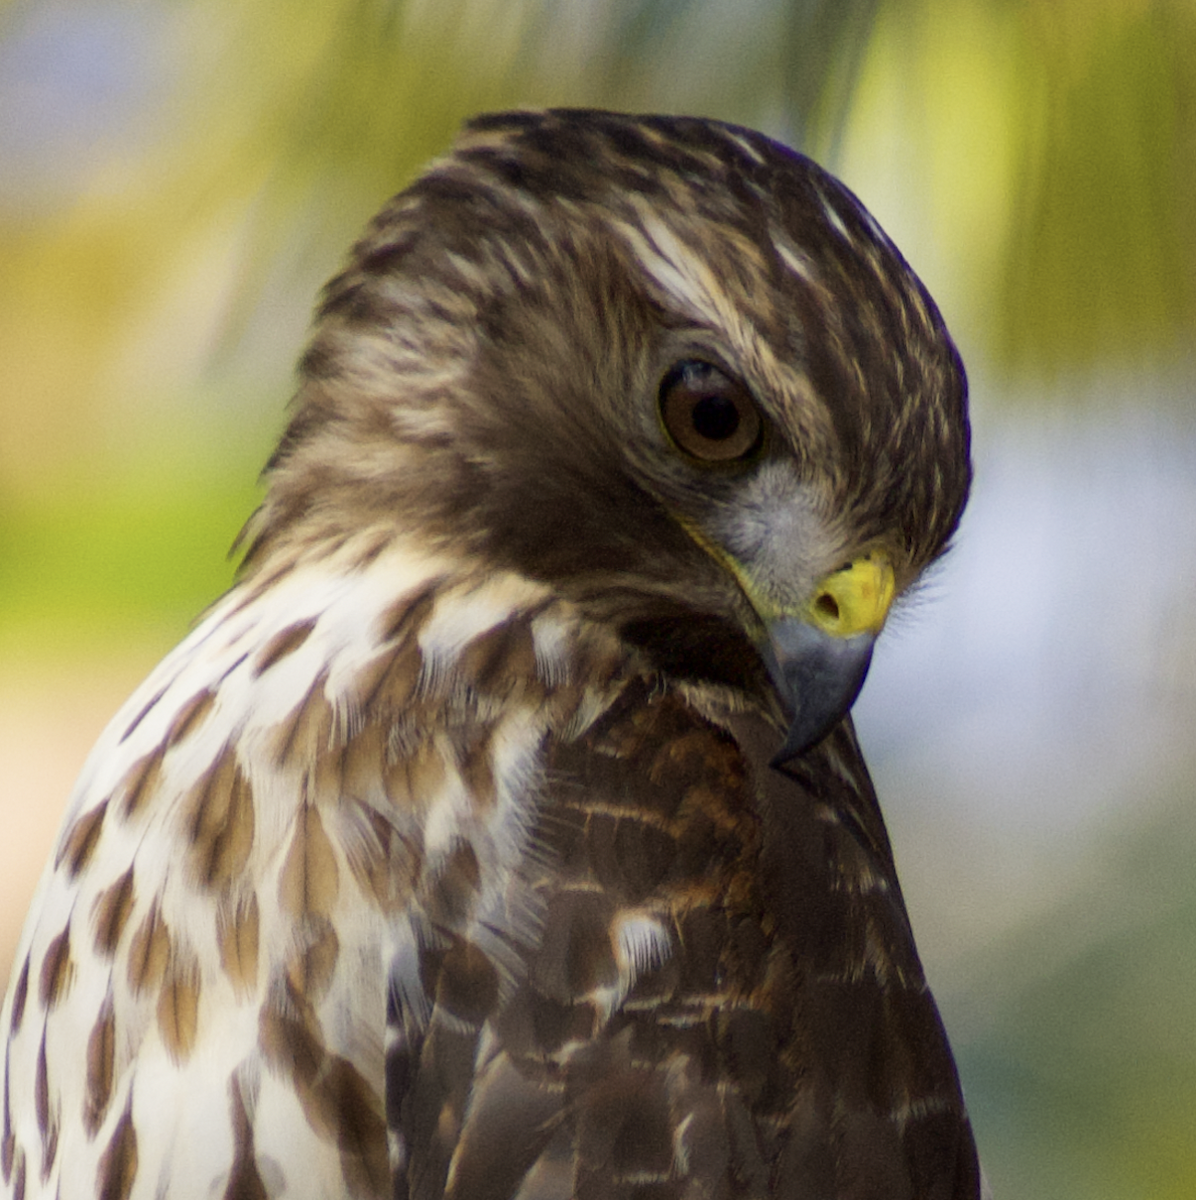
763 552 895 767
764 620 876 765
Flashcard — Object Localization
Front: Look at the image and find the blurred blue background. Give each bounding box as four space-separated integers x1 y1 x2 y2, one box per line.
1 2 1193 1195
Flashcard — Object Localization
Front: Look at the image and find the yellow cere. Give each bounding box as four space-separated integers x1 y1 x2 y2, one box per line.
807 551 895 638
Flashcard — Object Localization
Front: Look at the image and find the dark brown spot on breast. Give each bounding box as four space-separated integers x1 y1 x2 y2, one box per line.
93 870 135 957
217 896 260 999
185 750 255 890
459 617 541 695
56 802 107 878
166 688 218 747
97 1105 137 1200
119 682 170 744
117 748 166 820
33 1030 59 1177
383 740 445 809
258 981 387 1193
268 672 334 768
225 1078 268 1200
318 1057 388 1199
258 983 324 1085
329 722 386 804
33 1035 48 1144
2 1071 14 1182
8 956 30 1034
357 639 424 720
157 959 200 1064
285 917 340 1002
39 931 72 1010
253 619 318 677
278 807 340 919
340 802 416 913
40 1124 57 1183
127 904 170 996
84 997 116 1137
350 587 438 718
379 584 438 647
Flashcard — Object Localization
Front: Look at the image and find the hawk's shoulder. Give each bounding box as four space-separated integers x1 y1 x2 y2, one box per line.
0 548 632 1200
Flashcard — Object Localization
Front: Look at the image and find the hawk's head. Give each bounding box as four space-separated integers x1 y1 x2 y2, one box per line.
245 108 970 762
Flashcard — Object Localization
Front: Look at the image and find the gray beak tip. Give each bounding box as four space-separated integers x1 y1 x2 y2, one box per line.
763 619 875 768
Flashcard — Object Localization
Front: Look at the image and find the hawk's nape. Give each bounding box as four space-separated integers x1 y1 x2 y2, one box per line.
1 110 982 1200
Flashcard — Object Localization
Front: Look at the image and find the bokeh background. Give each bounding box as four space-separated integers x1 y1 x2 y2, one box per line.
1 0 1194 1195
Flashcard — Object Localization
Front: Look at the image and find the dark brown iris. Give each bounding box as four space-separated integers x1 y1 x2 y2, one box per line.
659 360 763 462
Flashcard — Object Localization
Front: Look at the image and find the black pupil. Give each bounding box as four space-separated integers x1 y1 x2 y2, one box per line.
691 393 740 441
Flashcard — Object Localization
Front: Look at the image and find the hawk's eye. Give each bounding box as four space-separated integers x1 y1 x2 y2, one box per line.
660 361 763 462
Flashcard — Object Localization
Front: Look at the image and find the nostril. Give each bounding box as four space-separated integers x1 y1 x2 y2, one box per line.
814 592 840 622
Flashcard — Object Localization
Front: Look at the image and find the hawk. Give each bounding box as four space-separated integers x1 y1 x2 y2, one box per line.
1 110 984 1200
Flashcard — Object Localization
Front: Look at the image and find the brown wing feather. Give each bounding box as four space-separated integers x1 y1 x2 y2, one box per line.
394 678 980 1200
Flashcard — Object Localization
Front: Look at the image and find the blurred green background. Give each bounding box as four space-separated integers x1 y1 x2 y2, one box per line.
1 1 1194 1195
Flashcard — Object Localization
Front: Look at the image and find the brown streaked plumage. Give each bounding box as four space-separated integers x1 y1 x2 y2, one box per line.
0 109 984 1200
